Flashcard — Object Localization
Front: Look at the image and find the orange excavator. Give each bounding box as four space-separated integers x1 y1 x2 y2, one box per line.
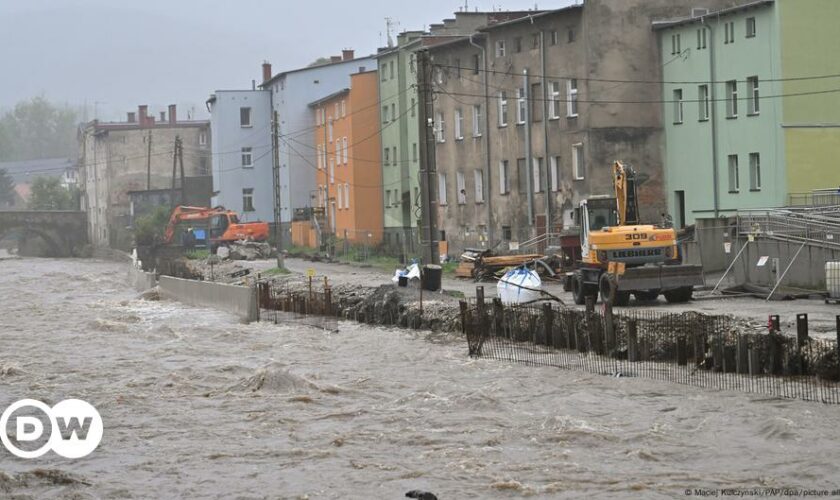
163 206 270 250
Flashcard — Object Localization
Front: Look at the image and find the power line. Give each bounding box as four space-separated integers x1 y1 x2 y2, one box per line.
431 62 840 85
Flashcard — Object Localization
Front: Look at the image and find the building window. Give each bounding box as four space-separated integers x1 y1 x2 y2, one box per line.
344 183 350 209
385 189 392 208
472 104 482 137
671 33 681 55
391 146 396 166
335 142 340 169
746 17 756 38
698 84 710 121
567 79 579 117
749 153 761 191
517 158 527 194
472 54 480 74
435 112 445 143
747 76 760 115
724 21 735 44
391 103 396 122
495 40 506 57
199 132 207 146
531 33 540 50
550 30 558 45
549 82 561 119
572 143 584 180
568 28 576 43
241 147 253 167
456 172 466 204
474 169 484 203
726 80 738 118
329 158 335 183
411 98 416 117
454 58 461 79
343 137 349 164
516 87 526 124
498 91 508 126
412 143 418 162
328 118 333 142
382 106 388 123
499 160 510 194
550 156 560 192
242 188 254 212
337 183 343 208
532 157 543 193
438 173 447 205
728 154 740 192
514 36 522 53
673 89 684 124
455 108 464 140
502 226 512 241
696 28 707 49
384 147 390 166
341 100 346 117
240 107 252 127
389 60 395 80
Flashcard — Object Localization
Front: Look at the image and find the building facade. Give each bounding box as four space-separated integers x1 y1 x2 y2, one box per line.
311 70 383 245
79 104 211 249
261 51 375 238
428 0 731 256
207 88 273 223
657 0 840 224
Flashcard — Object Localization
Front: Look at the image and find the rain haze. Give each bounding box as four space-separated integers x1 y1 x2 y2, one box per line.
0 0 576 120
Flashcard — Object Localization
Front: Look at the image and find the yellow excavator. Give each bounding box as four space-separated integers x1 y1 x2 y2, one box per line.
571 161 703 306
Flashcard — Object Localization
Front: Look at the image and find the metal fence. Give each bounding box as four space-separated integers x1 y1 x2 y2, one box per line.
462 297 840 404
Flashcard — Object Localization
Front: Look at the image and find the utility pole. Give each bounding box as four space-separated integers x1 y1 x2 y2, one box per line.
416 49 440 265
170 135 180 209
272 110 285 268
146 129 152 190
523 69 534 227
178 135 185 203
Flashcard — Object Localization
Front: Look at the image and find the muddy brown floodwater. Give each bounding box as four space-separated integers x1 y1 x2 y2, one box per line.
1 258 839 499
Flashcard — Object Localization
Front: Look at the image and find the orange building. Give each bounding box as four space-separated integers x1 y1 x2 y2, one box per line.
310 70 383 245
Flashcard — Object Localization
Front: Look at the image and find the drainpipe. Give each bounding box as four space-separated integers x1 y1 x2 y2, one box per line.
470 34 494 244
540 30 551 238
524 68 534 227
701 18 720 218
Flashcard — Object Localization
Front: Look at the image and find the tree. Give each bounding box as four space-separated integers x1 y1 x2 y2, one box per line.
0 168 15 207
0 96 80 162
133 205 171 245
307 57 331 67
28 176 75 210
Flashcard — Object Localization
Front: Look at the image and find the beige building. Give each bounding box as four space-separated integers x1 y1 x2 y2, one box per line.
428 0 733 256
79 104 211 249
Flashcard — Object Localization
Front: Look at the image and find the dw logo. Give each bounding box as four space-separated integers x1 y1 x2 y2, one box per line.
0 399 103 459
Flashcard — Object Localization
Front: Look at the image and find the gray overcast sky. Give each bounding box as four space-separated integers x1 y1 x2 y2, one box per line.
0 0 574 121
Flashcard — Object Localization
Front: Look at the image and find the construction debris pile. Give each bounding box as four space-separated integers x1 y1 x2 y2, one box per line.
222 241 275 261
454 248 556 282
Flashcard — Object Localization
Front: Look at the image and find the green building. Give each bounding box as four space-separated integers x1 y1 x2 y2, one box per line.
655 0 840 226
376 32 425 254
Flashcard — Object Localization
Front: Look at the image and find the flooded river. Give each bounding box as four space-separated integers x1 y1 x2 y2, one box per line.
1 258 839 499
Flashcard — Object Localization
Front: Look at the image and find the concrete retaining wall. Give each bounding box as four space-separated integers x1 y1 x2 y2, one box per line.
731 239 840 291
128 266 157 292
158 275 258 323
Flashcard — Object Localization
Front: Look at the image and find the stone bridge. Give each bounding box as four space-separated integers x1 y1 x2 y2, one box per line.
0 211 88 257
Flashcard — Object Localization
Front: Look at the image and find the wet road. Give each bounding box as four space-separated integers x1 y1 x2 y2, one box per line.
1 258 838 499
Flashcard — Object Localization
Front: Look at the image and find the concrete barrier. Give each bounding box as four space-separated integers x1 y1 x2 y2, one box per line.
128 266 157 292
158 275 258 323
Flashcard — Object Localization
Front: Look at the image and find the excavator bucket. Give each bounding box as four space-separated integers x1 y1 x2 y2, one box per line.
616 264 704 291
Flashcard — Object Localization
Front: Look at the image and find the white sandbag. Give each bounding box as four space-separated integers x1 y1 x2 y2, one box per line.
497 267 541 305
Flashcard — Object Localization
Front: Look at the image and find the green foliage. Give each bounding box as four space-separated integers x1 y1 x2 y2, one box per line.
441 262 458 276
0 168 15 207
307 57 331 67
28 176 76 210
184 249 210 260
263 266 291 275
0 96 80 162
133 205 171 246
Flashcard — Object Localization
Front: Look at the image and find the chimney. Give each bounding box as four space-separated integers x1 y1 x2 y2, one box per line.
330 55 342 63
160 111 166 122
342 49 355 61
262 61 272 83
138 105 148 126
127 112 136 123
168 104 177 124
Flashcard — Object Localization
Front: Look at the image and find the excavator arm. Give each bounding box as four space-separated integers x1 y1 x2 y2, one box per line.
612 161 640 226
